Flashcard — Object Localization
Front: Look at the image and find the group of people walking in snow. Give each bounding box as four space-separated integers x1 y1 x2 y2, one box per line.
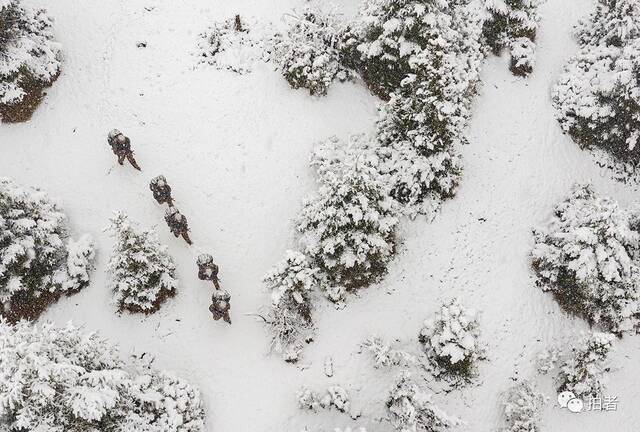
107 130 231 324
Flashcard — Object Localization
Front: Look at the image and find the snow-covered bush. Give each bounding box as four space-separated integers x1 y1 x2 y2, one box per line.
262 250 318 362
297 385 350 413
557 332 615 398
298 135 398 299
376 74 464 217
552 0 640 165
535 347 559 375
0 178 94 321
367 1 483 216
419 298 483 378
345 0 484 100
197 15 267 74
386 371 461 432
501 380 545 432
362 336 416 368
0 320 205 432
482 0 541 76
509 36 536 76
0 0 61 122
531 184 640 334
107 212 178 314
270 5 351 96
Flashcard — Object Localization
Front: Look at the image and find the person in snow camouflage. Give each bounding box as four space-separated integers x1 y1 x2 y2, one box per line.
210 288 231 324
150 175 173 206
107 129 141 170
197 253 220 289
164 206 192 245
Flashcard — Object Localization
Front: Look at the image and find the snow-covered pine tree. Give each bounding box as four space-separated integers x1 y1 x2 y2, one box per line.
557 332 615 399
297 135 398 300
0 0 61 122
107 212 178 314
482 0 541 76
270 4 351 96
0 178 95 322
0 320 205 432
532 184 640 334
345 0 483 100
419 298 483 378
386 371 461 432
262 250 318 362
552 0 640 165
297 385 350 413
501 380 545 432
370 1 483 216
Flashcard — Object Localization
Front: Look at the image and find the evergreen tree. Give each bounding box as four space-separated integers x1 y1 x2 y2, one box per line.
345 0 483 99
0 0 61 122
297 136 398 299
482 0 541 76
386 371 461 432
0 178 94 321
107 212 178 314
270 4 351 96
501 380 545 432
262 250 318 362
0 320 205 432
419 298 484 378
557 332 615 399
552 0 640 165
532 184 640 334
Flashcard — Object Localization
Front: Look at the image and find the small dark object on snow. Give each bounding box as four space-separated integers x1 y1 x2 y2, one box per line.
137 41 147 48
210 289 231 324
197 253 220 288
234 14 243 32
164 206 192 245
150 175 173 206
107 129 141 170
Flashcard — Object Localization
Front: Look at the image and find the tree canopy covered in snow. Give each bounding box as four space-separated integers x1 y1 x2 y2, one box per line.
532 184 640 334
262 250 318 362
552 0 640 166
557 332 615 399
0 0 61 121
386 371 461 432
482 0 541 76
0 178 94 321
298 135 398 300
270 5 351 96
419 298 483 378
501 380 545 432
0 320 205 432
107 212 178 314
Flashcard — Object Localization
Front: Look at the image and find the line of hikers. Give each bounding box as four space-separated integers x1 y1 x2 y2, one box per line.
108 129 231 324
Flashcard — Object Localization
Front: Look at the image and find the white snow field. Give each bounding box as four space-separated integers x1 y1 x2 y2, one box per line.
1 0 640 431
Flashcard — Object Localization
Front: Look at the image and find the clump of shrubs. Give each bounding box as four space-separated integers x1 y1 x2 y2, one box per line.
362 336 416 368
0 320 206 432
297 385 350 413
262 250 318 362
557 332 615 399
531 184 640 334
386 371 461 432
552 0 640 166
270 5 351 96
0 178 95 322
419 298 484 379
0 0 62 122
501 380 545 432
482 0 541 76
197 14 267 74
107 212 178 314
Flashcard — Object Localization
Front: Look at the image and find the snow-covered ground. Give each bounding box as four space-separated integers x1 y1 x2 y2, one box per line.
1 0 639 431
